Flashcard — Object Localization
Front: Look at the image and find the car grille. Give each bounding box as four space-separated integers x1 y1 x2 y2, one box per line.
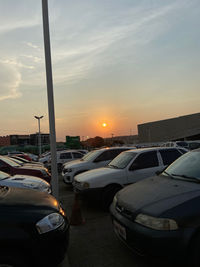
116 203 135 221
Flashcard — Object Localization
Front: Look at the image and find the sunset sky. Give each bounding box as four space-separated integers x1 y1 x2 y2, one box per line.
0 0 199 141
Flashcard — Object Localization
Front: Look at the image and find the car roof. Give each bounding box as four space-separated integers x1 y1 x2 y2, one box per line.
126 146 187 153
56 150 83 154
93 147 135 152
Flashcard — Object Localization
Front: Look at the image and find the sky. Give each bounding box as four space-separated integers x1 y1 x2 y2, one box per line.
0 0 199 141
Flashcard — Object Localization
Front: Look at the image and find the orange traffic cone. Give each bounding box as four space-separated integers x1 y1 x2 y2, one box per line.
70 193 85 226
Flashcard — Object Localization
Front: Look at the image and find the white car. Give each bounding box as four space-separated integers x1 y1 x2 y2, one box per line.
62 147 133 184
39 151 51 165
48 150 84 172
73 147 188 208
0 171 51 193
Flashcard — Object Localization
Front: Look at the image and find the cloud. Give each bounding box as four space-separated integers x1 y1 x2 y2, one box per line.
0 61 22 101
25 42 41 50
52 1 186 85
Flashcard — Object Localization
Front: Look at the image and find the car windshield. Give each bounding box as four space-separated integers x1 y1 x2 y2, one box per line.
81 150 102 162
108 152 137 169
163 151 200 181
0 157 21 167
9 157 23 165
0 171 10 180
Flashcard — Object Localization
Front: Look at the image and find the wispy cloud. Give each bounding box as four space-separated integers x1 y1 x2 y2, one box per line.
52 1 185 85
0 61 22 101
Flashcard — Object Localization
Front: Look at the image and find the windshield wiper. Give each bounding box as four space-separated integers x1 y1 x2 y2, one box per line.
108 164 119 169
171 174 200 183
163 170 174 179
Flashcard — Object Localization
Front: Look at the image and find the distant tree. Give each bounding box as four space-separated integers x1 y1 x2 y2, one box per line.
91 136 104 148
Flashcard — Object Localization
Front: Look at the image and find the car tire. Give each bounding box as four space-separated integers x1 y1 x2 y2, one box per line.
102 185 122 211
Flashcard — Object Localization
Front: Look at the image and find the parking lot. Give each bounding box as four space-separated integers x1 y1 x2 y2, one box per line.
59 175 182 267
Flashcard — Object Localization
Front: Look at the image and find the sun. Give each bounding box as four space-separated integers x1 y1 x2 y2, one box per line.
102 122 107 128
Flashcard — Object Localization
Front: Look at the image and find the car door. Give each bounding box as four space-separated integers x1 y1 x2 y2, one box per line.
126 151 161 184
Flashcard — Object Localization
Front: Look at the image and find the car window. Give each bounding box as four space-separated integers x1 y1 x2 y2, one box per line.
178 148 188 154
0 157 20 167
176 141 188 148
60 153 72 159
159 149 181 165
95 151 112 162
131 151 159 169
95 149 126 162
72 152 83 159
109 152 137 169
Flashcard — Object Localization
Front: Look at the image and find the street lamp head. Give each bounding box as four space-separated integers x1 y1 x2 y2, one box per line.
34 115 44 120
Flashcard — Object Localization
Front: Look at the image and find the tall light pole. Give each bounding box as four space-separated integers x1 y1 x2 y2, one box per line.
42 0 58 198
34 115 43 157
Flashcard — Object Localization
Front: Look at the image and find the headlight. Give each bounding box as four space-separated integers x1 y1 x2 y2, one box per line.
65 168 73 172
81 182 90 189
135 214 178 230
36 213 65 234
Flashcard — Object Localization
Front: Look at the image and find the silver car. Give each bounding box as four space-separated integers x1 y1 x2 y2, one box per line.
0 171 51 193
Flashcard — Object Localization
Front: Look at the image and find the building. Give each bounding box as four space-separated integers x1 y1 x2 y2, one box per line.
30 133 50 146
0 136 11 147
0 134 50 147
138 112 200 143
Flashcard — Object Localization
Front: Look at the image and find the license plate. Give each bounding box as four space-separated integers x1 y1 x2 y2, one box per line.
113 220 126 240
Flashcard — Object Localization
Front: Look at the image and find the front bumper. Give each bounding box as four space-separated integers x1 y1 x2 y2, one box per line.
31 218 70 266
110 203 193 259
62 171 74 184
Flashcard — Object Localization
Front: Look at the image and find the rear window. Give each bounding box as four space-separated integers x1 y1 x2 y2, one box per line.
159 149 181 165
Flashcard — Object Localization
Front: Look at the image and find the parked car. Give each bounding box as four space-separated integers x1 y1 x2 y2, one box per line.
110 148 200 266
0 171 51 193
10 155 44 167
0 156 51 184
161 141 189 149
13 153 32 161
48 150 84 172
62 147 133 184
27 153 39 162
39 151 51 165
187 141 200 150
74 147 188 208
0 186 69 266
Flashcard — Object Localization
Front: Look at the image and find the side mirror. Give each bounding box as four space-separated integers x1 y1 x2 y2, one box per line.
155 170 162 175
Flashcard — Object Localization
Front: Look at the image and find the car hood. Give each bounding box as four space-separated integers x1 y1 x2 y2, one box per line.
63 159 87 169
0 186 58 209
117 175 200 217
10 174 47 186
18 165 45 171
76 167 121 182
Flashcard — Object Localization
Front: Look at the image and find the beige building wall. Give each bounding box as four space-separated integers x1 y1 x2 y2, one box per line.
138 112 200 143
